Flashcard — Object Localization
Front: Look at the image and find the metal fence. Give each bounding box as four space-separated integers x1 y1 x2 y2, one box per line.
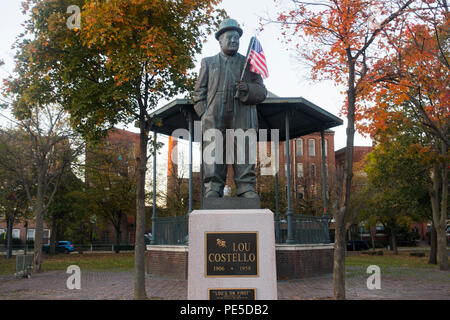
150 214 329 246
1 216 330 251
275 215 330 244
0 243 135 254
71 244 135 252
152 216 189 245
0 245 30 253
15 254 33 278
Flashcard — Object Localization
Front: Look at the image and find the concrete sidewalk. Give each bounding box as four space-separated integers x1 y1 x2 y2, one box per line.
0 265 449 300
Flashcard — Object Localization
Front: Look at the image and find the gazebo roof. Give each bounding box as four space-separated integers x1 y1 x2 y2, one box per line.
150 97 343 141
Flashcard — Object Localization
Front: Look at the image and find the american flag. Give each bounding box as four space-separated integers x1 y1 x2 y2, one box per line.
248 37 269 79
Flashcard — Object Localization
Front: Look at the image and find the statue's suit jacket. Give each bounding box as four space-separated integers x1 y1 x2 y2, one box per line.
193 52 267 131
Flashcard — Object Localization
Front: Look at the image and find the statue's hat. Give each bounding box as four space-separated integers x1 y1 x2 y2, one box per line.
215 18 243 40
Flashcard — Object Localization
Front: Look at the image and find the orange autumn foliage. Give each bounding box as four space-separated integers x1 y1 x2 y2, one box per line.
359 8 449 146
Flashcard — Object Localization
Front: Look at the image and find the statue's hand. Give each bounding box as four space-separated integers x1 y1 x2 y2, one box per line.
236 81 249 93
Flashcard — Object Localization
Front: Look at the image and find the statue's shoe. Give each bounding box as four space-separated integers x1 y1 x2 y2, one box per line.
205 190 220 198
239 190 259 199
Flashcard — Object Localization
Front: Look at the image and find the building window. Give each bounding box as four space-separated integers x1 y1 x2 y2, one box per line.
376 225 385 234
308 139 315 157
27 229 35 240
311 164 316 177
0 229 5 236
297 163 304 178
12 229 20 239
43 229 51 245
296 139 303 156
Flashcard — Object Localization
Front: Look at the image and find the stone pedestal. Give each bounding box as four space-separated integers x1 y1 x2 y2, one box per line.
202 197 260 210
187 209 277 300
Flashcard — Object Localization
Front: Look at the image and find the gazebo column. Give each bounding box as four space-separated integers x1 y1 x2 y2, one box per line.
274 137 280 243
285 112 296 244
320 130 328 217
150 132 157 245
188 111 193 214
200 131 204 209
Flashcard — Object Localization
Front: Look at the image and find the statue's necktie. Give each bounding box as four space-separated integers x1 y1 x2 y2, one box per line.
222 57 235 113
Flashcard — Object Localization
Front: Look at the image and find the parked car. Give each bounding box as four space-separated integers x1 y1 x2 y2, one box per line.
43 241 75 254
346 240 370 251
144 233 152 245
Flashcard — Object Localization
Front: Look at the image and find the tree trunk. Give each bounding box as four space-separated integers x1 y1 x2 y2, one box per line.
115 222 121 254
370 227 376 251
436 226 448 270
6 215 13 259
350 227 356 251
134 113 148 300
33 171 45 273
429 223 437 265
50 215 57 255
333 207 347 300
333 56 356 300
430 161 449 270
391 229 398 255
33 210 44 272
438 141 448 270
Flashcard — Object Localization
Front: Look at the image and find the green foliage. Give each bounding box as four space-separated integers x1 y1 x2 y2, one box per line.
355 133 431 239
256 172 287 215
46 170 91 244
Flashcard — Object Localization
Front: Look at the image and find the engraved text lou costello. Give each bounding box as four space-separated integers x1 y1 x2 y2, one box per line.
205 232 259 277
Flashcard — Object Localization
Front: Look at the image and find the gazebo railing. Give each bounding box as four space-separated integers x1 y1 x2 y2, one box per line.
152 216 189 245
150 214 329 245
275 215 330 245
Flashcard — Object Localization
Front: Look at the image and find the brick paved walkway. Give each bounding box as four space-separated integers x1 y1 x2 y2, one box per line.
0 266 448 300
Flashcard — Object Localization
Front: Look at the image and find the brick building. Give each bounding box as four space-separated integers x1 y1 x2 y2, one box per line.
335 146 373 172
278 131 336 202
0 221 51 247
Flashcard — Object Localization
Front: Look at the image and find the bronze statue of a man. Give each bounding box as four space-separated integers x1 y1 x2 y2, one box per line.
193 19 267 199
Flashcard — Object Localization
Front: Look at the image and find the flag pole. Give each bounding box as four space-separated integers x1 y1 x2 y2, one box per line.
235 36 256 99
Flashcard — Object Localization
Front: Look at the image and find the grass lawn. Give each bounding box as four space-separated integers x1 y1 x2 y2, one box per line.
346 251 439 269
0 250 442 277
0 252 135 276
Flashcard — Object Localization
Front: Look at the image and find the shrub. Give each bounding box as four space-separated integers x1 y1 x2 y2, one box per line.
366 251 378 255
0 234 22 246
410 252 425 257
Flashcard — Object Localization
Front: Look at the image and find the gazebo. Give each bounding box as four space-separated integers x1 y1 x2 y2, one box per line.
148 96 343 246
